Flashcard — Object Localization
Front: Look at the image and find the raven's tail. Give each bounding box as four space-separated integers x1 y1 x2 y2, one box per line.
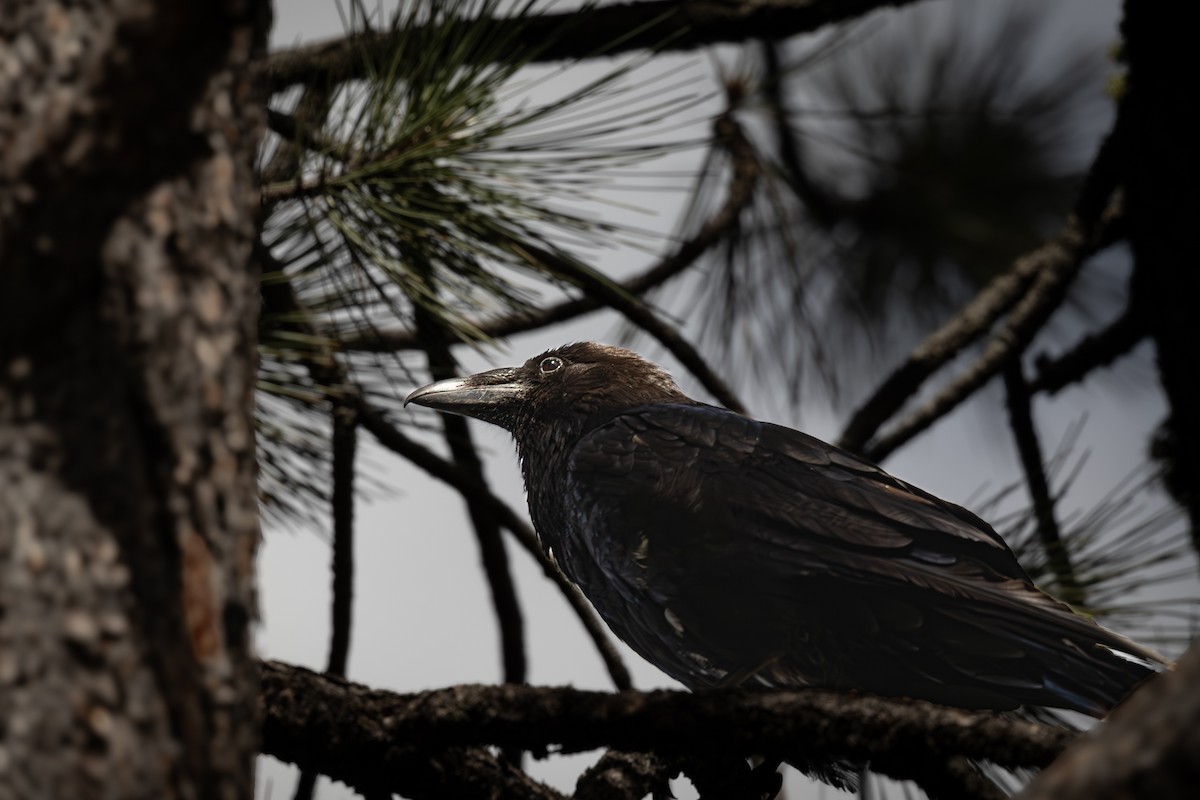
945 596 1172 718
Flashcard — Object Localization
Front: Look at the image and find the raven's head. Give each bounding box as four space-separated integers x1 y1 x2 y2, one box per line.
404 342 687 433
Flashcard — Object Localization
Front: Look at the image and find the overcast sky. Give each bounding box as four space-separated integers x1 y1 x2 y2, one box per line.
255 2 1195 799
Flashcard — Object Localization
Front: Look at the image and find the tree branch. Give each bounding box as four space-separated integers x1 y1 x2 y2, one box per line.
261 661 1077 798
574 750 676 800
760 40 845 229
262 89 334 184
1003 363 1084 607
291 400 362 800
261 0 925 94
1029 306 1146 396
861 212 1123 462
490 236 749 413
838 104 1130 456
263 668 565 800
326 402 358 677
836 228 1075 455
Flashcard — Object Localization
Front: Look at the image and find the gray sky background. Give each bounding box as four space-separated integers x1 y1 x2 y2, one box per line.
256 2 1195 798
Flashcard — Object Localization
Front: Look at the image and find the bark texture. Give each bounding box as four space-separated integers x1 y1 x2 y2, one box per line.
261 660 1076 794
0 2 268 799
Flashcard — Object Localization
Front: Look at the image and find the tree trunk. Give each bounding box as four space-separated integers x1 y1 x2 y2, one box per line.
0 2 268 799
1123 1 1200 552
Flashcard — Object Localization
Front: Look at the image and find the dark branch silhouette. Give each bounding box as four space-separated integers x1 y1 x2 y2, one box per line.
327 403 358 677
862 211 1123 463
260 659 1078 798
1030 307 1145 396
262 91 333 184
291 400 361 800
838 107 1130 457
1003 363 1084 607
261 0 925 93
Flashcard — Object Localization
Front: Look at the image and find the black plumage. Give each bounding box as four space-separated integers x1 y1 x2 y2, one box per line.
406 342 1168 717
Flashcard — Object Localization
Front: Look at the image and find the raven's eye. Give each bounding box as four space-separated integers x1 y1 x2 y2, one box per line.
539 356 564 374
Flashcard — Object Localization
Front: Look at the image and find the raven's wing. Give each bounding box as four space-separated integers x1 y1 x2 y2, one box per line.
567 403 1165 715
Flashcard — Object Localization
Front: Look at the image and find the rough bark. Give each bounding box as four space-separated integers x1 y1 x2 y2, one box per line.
0 2 269 799
260 660 1077 792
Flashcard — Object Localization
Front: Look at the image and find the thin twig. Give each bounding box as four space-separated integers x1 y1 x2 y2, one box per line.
289 342 361 800
862 211 1124 462
1003 363 1084 608
500 237 748 414
760 41 844 229
265 108 348 162
261 175 328 207
340 110 761 351
357 403 633 691
327 402 358 676
262 88 334 184
836 237 1062 455
1030 307 1146 396
838 107 1130 455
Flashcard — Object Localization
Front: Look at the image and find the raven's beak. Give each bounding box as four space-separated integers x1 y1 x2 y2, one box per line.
404 367 525 420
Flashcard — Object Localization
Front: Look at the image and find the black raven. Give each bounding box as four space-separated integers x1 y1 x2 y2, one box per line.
406 342 1167 716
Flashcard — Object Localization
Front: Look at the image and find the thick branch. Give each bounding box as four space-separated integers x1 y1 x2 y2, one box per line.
264 669 564 800
340 110 761 351
261 660 1077 789
1123 0 1200 555
262 0 924 94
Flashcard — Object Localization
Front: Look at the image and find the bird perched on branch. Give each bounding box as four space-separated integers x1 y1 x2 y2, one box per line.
406 342 1167 717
